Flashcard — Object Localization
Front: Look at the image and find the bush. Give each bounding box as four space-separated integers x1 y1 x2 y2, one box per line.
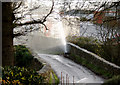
2 66 45 85
67 36 104 57
69 53 112 79
67 36 112 63
68 36 120 66
80 17 89 21
14 45 34 67
102 75 120 85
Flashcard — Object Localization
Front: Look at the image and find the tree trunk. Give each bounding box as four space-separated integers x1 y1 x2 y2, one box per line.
2 2 14 66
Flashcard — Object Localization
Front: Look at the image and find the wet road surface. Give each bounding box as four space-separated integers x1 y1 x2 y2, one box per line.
38 54 104 84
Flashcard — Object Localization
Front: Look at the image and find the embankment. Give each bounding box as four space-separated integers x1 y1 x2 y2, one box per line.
66 43 120 79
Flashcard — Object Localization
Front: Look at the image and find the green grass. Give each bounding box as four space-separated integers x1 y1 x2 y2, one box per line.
48 70 59 84
49 73 53 84
52 71 59 84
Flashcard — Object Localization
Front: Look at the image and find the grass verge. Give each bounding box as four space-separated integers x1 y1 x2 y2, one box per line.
14 45 43 71
102 75 120 85
67 53 113 79
52 71 59 84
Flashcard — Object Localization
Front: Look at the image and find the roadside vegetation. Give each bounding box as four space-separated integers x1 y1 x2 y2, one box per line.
49 70 59 84
67 36 120 66
68 53 113 79
67 36 120 79
2 45 59 84
2 66 45 84
14 45 43 70
102 75 120 85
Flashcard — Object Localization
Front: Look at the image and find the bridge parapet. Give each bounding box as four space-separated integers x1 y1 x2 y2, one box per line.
67 42 120 78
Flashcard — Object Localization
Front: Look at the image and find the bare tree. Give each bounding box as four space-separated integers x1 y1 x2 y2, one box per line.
2 0 54 66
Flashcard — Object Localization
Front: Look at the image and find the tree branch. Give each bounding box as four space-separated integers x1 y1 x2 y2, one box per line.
16 0 54 30
42 0 54 22
103 17 120 22
16 19 43 26
13 2 22 11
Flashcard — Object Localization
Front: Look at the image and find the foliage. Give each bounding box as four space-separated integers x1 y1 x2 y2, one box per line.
14 45 34 67
102 75 120 85
80 17 90 21
2 66 45 85
67 36 120 66
14 45 43 71
67 36 99 44
26 58 43 71
49 73 53 84
67 36 104 57
39 69 59 84
52 71 59 84
69 54 112 79
0 77 2 84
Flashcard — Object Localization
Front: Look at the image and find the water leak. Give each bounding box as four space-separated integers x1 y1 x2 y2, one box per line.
56 17 67 53
24 8 68 54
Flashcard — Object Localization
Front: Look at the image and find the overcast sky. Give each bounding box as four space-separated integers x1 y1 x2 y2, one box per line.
26 0 119 10
27 0 119 3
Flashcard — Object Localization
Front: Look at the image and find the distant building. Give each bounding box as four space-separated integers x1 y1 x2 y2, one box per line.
93 4 120 24
93 11 105 24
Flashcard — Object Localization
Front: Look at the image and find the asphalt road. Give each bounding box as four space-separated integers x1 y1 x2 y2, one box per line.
38 54 104 84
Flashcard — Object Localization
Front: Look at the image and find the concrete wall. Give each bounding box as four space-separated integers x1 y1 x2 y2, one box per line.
67 43 120 76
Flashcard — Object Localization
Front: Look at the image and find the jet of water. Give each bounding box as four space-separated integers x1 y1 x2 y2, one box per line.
57 21 67 53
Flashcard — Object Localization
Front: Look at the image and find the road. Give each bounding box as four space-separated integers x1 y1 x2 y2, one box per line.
38 54 104 84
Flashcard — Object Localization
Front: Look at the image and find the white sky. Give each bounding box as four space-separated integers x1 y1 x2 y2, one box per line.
26 0 119 10
27 0 36 3
27 0 119 3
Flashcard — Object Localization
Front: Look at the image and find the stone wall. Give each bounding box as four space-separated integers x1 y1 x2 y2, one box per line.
67 43 120 76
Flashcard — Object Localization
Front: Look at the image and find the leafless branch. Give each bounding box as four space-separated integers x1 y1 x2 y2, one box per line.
16 0 54 30
91 1 120 22
103 17 120 22
13 2 22 11
42 0 54 22
42 23 48 30
14 16 24 23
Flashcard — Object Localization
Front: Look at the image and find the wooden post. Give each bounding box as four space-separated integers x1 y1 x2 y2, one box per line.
68 77 69 85
61 72 62 85
63 76 64 85
73 76 74 85
66 74 68 85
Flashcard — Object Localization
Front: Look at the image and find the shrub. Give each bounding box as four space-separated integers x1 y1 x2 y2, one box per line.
69 53 112 79
2 66 45 85
67 36 111 64
80 17 89 21
70 36 120 66
102 75 120 85
14 45 34 67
